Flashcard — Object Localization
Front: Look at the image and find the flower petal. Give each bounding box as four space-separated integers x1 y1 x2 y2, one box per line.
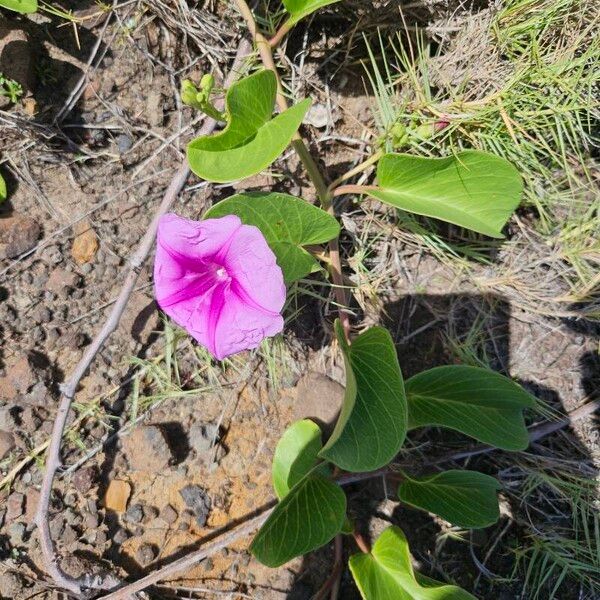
222 223 286 314
157 213 241 264
211 286 284 360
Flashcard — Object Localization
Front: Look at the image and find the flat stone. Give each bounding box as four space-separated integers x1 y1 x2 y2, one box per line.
122 425 173 472
0 429 15 460
0 215 41 259
6 492 24 521
292 372 345 436
159 504 178 525
102 479 131 513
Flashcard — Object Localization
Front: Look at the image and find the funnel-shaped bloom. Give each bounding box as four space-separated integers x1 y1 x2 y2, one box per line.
154 213 285 360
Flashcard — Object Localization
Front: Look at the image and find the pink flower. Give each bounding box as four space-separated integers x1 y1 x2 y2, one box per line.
154 213 286 360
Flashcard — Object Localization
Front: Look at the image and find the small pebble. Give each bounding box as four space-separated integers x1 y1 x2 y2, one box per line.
113 528 129 544
135 543 157 566
159 504 178 525
123 503 143 524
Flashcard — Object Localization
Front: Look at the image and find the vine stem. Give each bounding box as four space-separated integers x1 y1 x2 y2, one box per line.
332 184 377 197
233 0 351 341
34 39 253 596
269 20 293 48
96 398 598 599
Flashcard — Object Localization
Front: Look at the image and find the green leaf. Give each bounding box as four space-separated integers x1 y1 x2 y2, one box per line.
204 192 340 283
405 365 536 451
272 419 323 499
398 470 501 529
349 526 476 600
0 173 6 202
0 0 37 13
282 0 341 27
368 150 523 238
250 472 346 567
187 70 310 183
319 321 407 472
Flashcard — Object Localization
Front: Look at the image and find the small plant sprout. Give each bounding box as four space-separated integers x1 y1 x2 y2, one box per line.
0 73 24 104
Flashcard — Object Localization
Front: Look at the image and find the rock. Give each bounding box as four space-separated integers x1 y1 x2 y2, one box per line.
0 405 18 430
292 372 345 436
84 512 99 530
303 103 331 129
0 215 41 259
179 485 211 527
188 422 219 455
116 134 133 154
135 543 157 566
142 505 158 523
24 487 39 523
159 504 178 525
0 429 15 459
6 492 24 521
71 466 96 494
145 89 163 127
1 354 38 397
113 527 129 545
46 267 81 295
122 425 173 472
0 22 36 95
71 220 99 264
62 524 78 545
0 571 25 598
123 503 143 524
102 479 131 513
7 522 26 546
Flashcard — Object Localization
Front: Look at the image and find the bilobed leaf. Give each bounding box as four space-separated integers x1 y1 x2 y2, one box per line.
0 0 37 13
368 150 523 238
250 472 346 567
349 526 476 599
272 419 323 499
398 470 501 529
0 173 6 202
204 192 340 283
319 321 407 472
405 365 536 451
282 0 341 26
187 70 310 183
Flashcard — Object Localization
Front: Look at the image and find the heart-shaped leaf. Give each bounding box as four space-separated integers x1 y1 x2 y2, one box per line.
282 0 341 27
204 192 340 283
272 419 323 499
187 70 310 183
405 365 536 451
0 0 37 13
398 470 501 529
349 526 476 599
319 321 407 472
368 150 523 238
250 472 346 567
